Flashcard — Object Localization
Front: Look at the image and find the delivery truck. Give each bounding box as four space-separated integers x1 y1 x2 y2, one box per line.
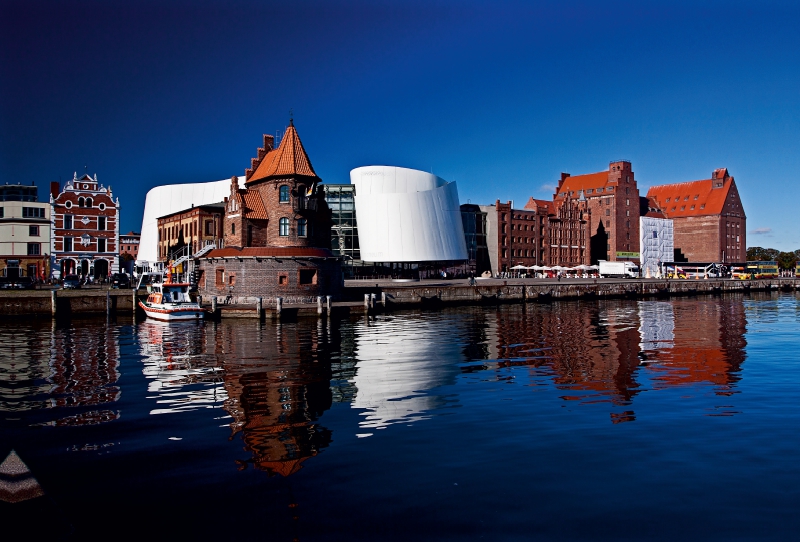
598 260 639 278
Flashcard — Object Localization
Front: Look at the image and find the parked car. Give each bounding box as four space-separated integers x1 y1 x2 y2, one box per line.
0 276 34 289
62 275 81 289
111 273 131 289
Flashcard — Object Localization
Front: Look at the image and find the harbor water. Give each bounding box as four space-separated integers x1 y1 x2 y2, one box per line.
2 293 800 540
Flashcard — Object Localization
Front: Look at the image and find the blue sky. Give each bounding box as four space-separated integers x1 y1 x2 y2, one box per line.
3 0 799 249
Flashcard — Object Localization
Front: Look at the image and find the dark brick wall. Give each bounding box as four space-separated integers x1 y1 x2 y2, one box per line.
196 257 343 303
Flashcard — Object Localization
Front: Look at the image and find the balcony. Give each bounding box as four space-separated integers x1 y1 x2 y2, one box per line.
293 197 319 213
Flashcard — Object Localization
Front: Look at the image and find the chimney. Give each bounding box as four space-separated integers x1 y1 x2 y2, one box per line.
50 181 60 199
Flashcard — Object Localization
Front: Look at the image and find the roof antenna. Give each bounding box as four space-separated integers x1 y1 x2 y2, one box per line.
289 108 294 126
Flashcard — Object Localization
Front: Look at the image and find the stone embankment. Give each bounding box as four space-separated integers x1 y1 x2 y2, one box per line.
0 278 796 319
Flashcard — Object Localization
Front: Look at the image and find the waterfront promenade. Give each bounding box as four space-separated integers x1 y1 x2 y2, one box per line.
0 276 797 319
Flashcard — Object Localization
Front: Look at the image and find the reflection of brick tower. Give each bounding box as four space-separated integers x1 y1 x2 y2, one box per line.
215 322 333 476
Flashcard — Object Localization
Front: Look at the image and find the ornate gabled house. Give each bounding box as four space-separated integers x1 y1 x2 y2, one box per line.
50 173 120 280
196 121 342 302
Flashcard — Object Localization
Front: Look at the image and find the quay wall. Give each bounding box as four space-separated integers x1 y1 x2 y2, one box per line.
376 279 795 306
0 289 138 318
0 279 797 319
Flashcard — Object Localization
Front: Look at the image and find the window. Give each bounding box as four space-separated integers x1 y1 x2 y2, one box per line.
65 200 72 209
298 219 307 237
279 274 288 285
98 216 106 230
607 186 613 191
653 231 658 239
690 205 695 210
0 207 3 218
29 225 39 236
606 209 610 216
206 221 214 235
78 197 85 208
626 210 630 216
299 269 316 285
22 207 45 218
64 215 73 229
694 195 699 200
700 204 705 209
99 203 106 210
606 220 610 227
683 196 689 201
680 206 685 211
86 198 93 207
228 273 236 286
97 238 106 252
279 185 290 202
279 217 289 236
231 223 235 235
216 269 225 286
626 199 629 206
64 237 73 252
27 243 40 255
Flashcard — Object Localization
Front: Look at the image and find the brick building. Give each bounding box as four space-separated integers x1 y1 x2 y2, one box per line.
553 161 641 264
156 204 224 260
50 173 120 279
646 168 745 263
0 183 51 281
478 201 542 275
196 120 342 302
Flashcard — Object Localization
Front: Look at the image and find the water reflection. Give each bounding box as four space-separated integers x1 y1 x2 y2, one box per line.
1 295 751 469
0 320 120 426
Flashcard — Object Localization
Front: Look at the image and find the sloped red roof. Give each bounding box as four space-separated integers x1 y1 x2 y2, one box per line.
557 171 609 196
247 122 318 184
241 190 268 220
203 247 336 258
524 197 555 215
646 177 733 218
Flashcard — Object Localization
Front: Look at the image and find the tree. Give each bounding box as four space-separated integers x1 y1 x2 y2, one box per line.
746 246 779 261
777 251 798 270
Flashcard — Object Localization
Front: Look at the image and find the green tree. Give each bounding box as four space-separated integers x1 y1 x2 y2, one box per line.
746 247 779 261
777 251 798 270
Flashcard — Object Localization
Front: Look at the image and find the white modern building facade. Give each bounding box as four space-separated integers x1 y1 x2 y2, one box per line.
350 166 468 263
137 176 244 263
639 216 674 277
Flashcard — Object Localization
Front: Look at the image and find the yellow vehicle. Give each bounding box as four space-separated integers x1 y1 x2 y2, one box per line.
742 261 778 279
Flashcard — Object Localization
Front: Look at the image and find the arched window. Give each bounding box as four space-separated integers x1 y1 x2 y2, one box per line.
85 198 93 208
279 217 289 236
298 218 307 237
279 185 289 203
78 197 85 207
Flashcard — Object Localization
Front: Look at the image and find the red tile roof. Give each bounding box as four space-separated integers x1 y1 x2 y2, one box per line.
524 197 555 215
203 247 336 258
247 121 318 184
646 176 734 218
556 171 609 196
241 190 268 220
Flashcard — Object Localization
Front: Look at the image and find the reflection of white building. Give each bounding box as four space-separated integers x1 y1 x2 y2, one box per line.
351 317 460 432
638 301 674 351
137 177 245 263
350 166 468 262
639 217 674 277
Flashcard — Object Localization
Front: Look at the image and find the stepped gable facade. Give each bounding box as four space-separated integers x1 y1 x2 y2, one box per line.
196 121 342 301
554 161 641 264
50 173 120 280
646 168 745 263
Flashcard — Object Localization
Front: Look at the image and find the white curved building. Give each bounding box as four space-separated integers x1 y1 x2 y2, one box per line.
137 177 245 263
350 166 468 262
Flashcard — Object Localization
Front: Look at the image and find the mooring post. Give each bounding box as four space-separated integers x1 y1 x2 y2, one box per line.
106 290 111 315
211 296 217 314
326 295 332 313
276 297 283 317
381 292 386 306
317 296 323 315
370 293 376 309
132 289 137 317
256 297 262 318
51 290 57 316
364 293 370 309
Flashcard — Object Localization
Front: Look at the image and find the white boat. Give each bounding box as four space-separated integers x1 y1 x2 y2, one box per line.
138 271 206 322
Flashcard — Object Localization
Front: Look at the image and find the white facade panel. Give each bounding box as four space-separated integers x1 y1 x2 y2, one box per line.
137 177 244 263
639 216 674 277
351 166 468 262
